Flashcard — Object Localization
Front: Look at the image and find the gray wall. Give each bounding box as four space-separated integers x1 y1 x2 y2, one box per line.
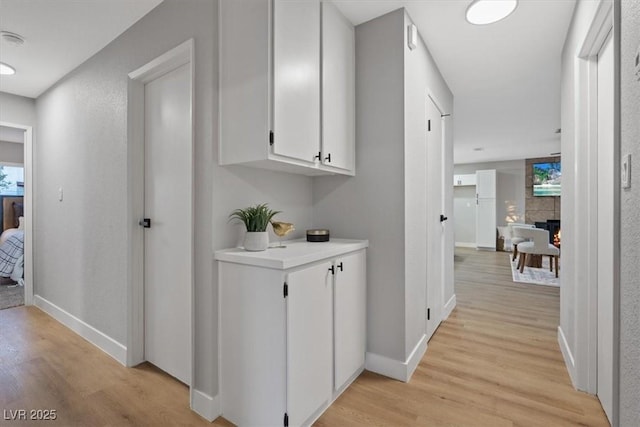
34 0 313 399
620 0 640 423
314 9 406 362
314 9 453 364
0 140 24 164
0 92 36 127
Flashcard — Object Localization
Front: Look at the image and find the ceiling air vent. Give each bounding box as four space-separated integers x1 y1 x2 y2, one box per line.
0 31 25 46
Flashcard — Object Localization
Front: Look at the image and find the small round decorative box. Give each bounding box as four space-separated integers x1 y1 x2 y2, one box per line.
306 229 330 242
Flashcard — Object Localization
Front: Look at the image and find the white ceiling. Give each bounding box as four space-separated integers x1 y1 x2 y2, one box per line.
334 0 576 164
0 0 575 164
0 0 163 98
0 125 24 143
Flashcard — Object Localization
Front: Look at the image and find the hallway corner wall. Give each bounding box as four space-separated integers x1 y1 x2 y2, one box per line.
619 0 640 424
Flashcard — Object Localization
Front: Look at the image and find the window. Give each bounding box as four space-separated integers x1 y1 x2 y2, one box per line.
0 165 24 196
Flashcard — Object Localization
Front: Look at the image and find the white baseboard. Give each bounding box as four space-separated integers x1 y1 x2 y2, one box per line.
558 326 577 387
455 242 476 248
190 389 220 422
443 294 457 320
34 295 127 365
365 334 427 382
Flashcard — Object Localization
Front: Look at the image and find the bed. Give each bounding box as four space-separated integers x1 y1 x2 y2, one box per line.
0 217 24 284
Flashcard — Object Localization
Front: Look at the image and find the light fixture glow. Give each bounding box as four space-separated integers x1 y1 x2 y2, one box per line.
0 62 16 75
466 0 518 25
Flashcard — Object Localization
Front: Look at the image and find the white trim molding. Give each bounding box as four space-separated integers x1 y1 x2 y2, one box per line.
443 294 457 320
558 326 577 387
365 334 428 382
455 242 476 248
190 389 220 422
34 295 127 365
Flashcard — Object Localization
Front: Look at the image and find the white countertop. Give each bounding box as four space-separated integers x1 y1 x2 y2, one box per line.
215 238 368 270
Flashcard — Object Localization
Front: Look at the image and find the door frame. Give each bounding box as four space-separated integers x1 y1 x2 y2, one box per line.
0 121 34 306
125 38 195 391
574 1 619 424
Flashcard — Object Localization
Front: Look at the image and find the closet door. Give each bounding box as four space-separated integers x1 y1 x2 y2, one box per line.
272 0 321 163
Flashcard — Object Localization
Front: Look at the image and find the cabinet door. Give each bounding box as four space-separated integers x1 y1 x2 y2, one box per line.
287 261 333 426
476 169 496 198
476 198 496 249
273 0 321 163
322 1 355 172
334 251 366 391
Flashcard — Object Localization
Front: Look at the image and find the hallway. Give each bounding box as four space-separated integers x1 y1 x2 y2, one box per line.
316 248 608 426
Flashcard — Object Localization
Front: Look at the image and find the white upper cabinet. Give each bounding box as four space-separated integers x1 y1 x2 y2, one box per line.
322 1 355 172
273 0 321 164
219 0 355 176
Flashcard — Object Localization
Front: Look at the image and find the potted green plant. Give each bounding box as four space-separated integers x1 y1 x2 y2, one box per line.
229 203 281 251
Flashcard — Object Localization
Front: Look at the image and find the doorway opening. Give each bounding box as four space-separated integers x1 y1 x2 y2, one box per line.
0 122 33 311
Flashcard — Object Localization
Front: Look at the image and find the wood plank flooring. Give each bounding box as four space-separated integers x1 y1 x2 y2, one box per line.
315 248 608 426
0 249 608 426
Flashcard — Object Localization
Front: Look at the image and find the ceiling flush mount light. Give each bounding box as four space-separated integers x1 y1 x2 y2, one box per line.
473 147 484 152
466 0 518 25
0 62 16 75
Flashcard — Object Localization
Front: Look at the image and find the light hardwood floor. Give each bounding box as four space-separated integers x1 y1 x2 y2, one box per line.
0 249 607 426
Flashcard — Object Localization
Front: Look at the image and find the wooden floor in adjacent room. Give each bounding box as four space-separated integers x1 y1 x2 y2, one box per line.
0 248 608 426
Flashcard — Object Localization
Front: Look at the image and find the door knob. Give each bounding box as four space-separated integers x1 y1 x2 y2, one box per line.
139 218 151 228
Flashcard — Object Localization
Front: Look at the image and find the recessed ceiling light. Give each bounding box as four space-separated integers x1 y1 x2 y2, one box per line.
473 147 484 152
466 0 518 25
0 62 16 75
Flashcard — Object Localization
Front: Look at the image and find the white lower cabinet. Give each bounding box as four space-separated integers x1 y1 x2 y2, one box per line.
216 240 367 427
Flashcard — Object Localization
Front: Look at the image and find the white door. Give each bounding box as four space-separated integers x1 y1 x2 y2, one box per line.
426 96 443 340
143 63 192 385
334 251 366 391
273 0 320 163
322 1 355 171
287 262 333 426
596 31 613 425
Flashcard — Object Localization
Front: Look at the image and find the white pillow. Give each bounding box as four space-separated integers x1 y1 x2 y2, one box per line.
18 216 24 230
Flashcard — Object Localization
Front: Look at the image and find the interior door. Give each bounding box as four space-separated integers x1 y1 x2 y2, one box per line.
287 262 332 426
596 30 613 425
143 62 192 385
272 0 320 163
426 96 443 340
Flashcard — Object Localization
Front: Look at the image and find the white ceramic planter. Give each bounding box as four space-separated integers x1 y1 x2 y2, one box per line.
244 231 269 251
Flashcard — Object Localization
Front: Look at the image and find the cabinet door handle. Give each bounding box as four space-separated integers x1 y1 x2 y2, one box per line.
324 153 331 163
329 265 335 275
337 262 343 272
314 151 321 161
